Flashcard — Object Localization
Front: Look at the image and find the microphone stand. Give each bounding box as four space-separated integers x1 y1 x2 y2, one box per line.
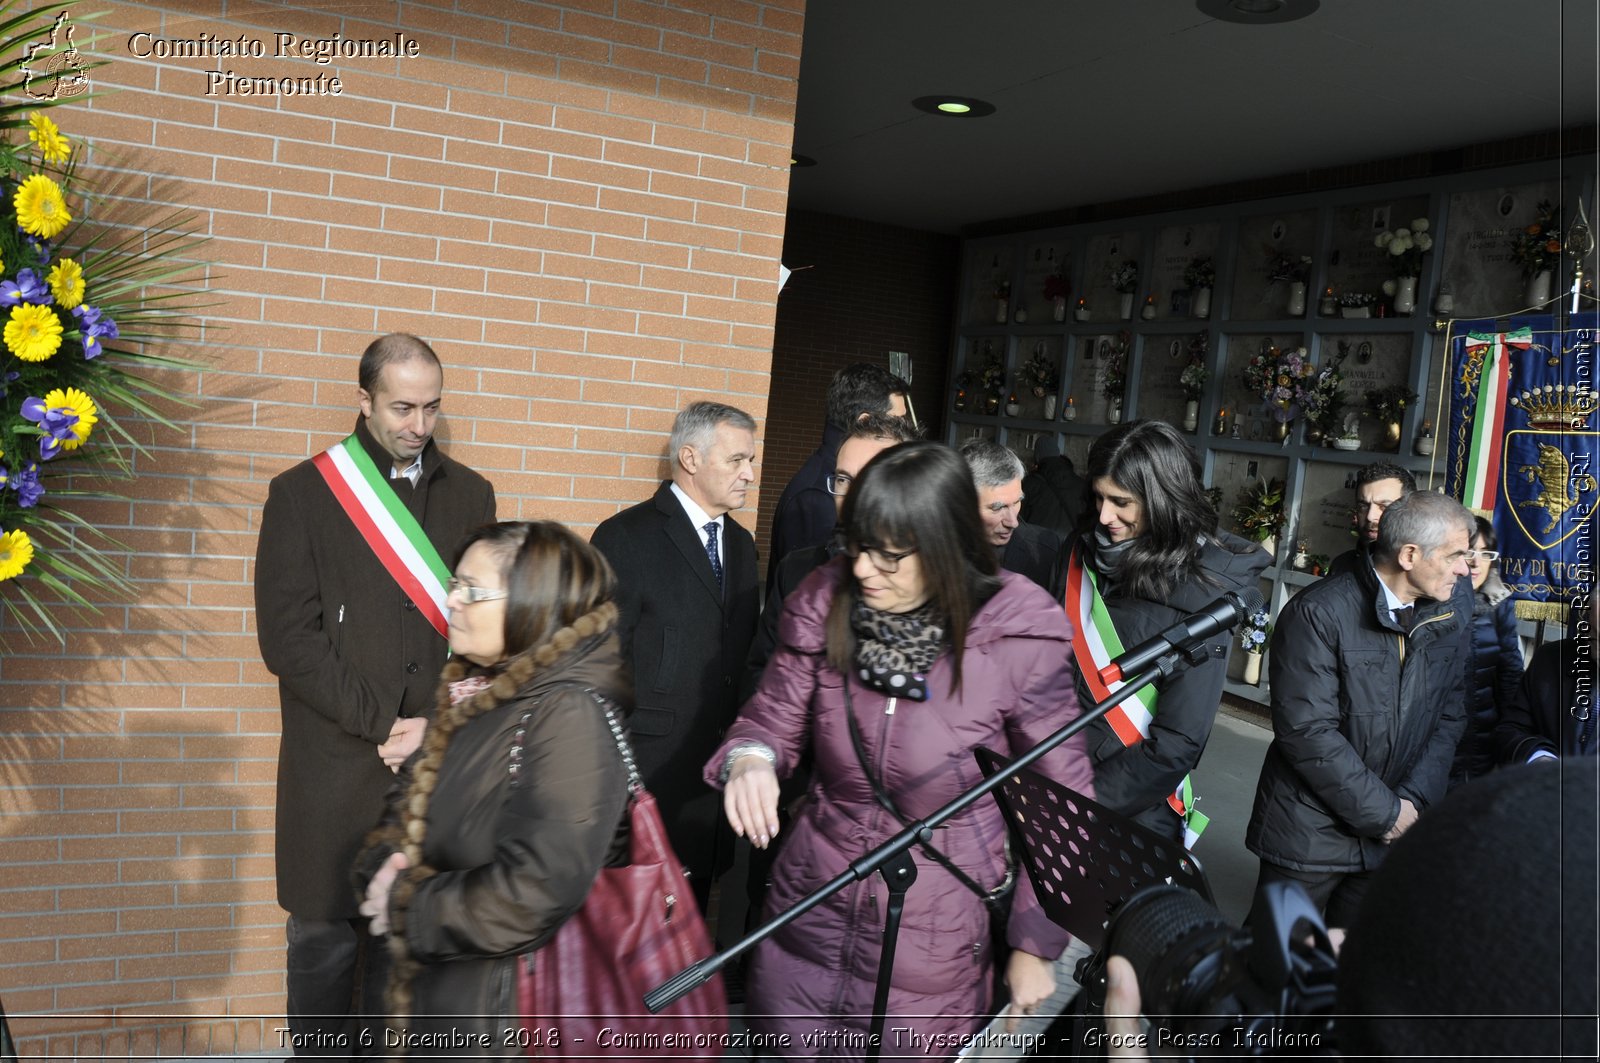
646 633 1216 1060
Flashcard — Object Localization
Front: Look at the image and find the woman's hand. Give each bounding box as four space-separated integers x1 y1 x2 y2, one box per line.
358 851 409 936
723 755 780 848
1003 948 1057 1032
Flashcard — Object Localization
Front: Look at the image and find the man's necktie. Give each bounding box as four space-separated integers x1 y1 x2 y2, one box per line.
1394 605 1415 632
703 521 723 590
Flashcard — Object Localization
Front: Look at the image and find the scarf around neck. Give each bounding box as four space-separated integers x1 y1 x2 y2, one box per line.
849 596 944 701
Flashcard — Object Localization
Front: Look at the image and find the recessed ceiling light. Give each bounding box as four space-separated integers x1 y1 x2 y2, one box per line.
912 96 996 118
790 153 816 167
1196 0 1318 24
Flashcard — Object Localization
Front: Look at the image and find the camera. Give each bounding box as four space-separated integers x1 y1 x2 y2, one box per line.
1091 882 1338 1058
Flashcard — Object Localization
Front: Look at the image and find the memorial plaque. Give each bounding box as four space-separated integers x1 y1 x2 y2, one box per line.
1325 194 1432 310
1317 332 1414 451
1068 333 1128 424
1208 450 1289 542
1021 240 1074 322
1083 230 1144 323
1013 337 1064 420
966 244 1016 326
1151 222 1221 321
1298 460 1362 560
1136 333 1197 428
1230 208 1319 320
1439 180 1565 319
1218 332 1311 441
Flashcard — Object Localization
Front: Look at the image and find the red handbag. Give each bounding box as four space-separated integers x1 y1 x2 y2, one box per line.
516 694 727 1059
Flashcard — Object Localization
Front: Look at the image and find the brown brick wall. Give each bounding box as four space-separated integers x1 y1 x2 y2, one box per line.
756 209 959 550
0 1 803 1055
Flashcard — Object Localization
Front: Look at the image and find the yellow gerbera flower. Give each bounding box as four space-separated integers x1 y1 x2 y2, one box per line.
47 257 85 309
42 386 97 449
14 174 71 240
5 303 63 362
0 529 33 581
27 111 70 166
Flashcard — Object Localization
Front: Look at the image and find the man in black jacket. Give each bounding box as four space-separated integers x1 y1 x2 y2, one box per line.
1019 434 1086 539
960 439 1063 596
591 400 760 911
766 363 907 590
1247 490 1474 926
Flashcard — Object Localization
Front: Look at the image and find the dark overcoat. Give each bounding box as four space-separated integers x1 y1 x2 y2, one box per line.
590 481 759 884
255 417 496 919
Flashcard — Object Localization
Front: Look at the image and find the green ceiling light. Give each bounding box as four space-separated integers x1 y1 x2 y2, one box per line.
1197 0 1318 23
912 96 996 118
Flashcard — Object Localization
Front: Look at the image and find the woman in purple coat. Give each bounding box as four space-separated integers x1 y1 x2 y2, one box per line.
705 441 1094 1055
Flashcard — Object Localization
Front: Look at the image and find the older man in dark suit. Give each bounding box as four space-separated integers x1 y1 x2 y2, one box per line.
591 400 761 910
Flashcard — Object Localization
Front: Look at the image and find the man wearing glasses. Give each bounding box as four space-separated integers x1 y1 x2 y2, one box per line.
255 334 496 1057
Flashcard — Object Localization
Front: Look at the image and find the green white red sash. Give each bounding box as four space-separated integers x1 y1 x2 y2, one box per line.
312 434 450 638
1460 327 1528 512
1064 547 1209 847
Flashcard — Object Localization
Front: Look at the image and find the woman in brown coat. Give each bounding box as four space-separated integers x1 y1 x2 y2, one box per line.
357 521 632 1058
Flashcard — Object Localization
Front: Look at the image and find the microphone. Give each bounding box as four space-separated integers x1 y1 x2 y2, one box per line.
1097 588 1266 685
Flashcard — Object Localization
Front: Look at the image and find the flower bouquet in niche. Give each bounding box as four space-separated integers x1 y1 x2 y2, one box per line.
1301 342 1350 444
1375 218 1433 278
1242 342 1314 428
1231 478 1286 546
1509 200 1563 278
0 87 208 638
1019 344 1058 398
1239 608 1270 654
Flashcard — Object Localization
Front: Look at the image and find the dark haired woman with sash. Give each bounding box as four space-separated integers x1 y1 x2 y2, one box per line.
1065 419 1269 844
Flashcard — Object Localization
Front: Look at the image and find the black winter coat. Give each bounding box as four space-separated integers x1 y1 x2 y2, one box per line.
1077 532 1270 838
1247 560 1469 873
1496 638 1600 762
1020 456 1087 540
1451 591 1523 782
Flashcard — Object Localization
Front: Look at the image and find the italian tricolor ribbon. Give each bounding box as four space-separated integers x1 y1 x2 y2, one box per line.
312 434 451 638
1460 327 1528 512
1065 547 1209 847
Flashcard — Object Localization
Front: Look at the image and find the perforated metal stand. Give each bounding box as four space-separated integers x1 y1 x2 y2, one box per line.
972 750 1209 952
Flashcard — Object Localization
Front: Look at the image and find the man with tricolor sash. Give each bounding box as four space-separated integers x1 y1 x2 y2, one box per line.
256 333 496 1056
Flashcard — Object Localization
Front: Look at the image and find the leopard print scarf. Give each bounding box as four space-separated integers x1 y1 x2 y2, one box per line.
849 597 944 701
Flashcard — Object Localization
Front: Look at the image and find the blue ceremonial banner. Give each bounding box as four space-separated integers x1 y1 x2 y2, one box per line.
1444 314 1599 623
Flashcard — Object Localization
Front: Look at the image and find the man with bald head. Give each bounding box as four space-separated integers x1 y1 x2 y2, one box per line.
256 333 496 1056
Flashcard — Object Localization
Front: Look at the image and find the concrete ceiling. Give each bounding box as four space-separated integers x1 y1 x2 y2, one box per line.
785 0 1599 235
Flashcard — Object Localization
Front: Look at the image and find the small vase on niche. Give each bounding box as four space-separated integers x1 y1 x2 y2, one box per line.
1286 281 1307 317
953 389 968 413
1073 298 1090 322
1004 393 1021 417
1182 399 1199 432
995 298 1008 324
984 392 1000 416
1043 393 1058 420
1383 421 1402 451
1192 287 1212 319
1118 292 1134 320
1107 397 1123 424
1242 649 1264 686
1415 420 1435 457
1014 305 1028 324
1393 276 1418 316
1525 269 1553 308
1319 287 1337 316
1053 296 1067 322
1140 295 1157 320
1273 419 1291 443
1063 396 1077 421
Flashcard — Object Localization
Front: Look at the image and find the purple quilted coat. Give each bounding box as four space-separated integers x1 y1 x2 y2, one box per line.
704 560 1094 1054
